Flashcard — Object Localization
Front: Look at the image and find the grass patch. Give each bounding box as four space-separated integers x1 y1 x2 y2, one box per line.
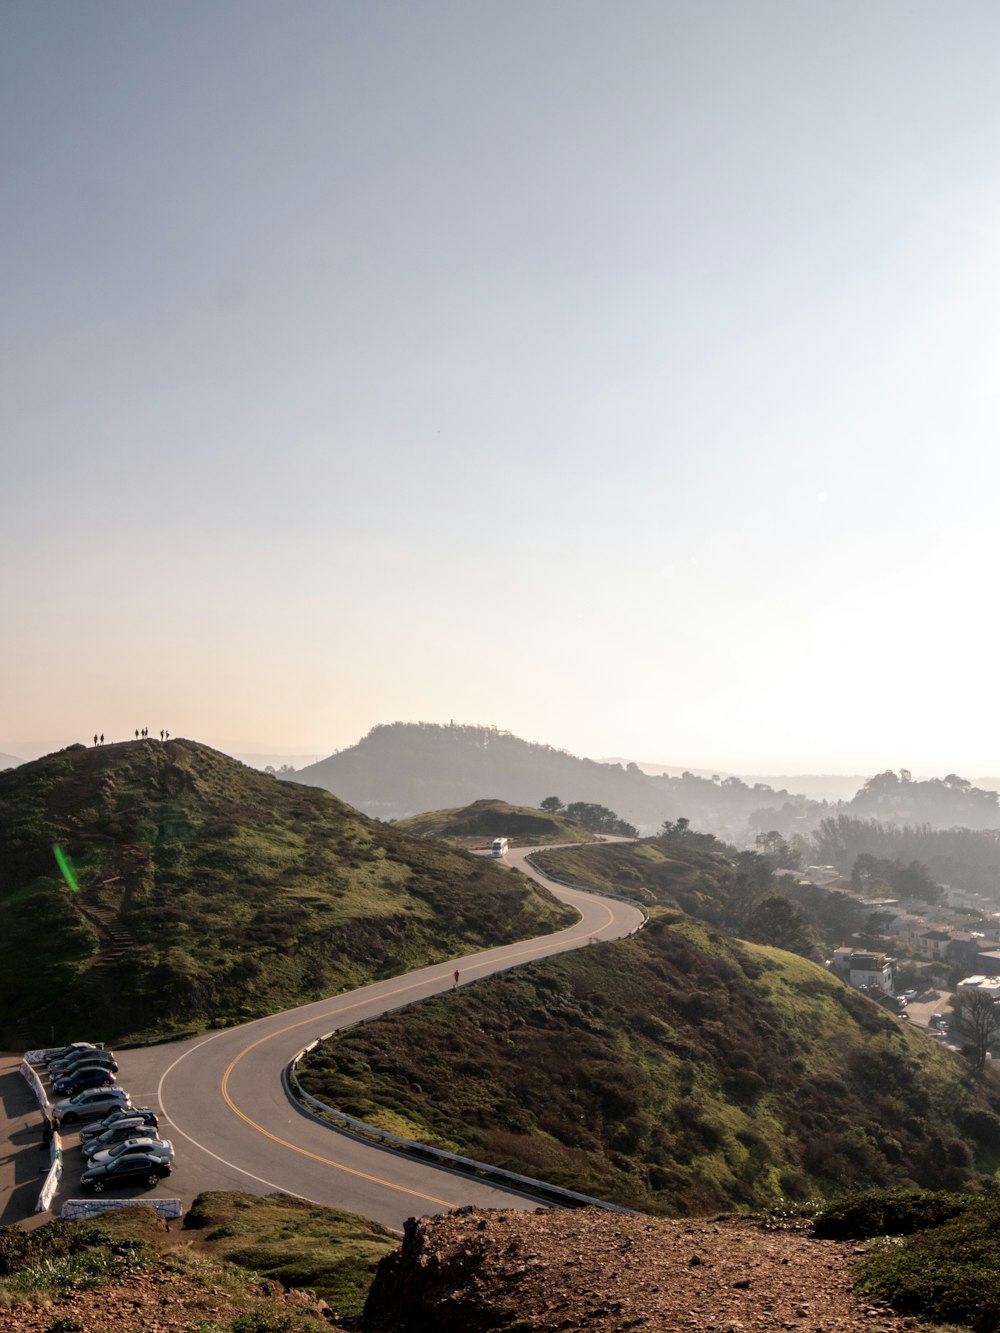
183 1191 398 1317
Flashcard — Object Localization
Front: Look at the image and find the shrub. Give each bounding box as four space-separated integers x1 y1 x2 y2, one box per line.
812 1188 977 1240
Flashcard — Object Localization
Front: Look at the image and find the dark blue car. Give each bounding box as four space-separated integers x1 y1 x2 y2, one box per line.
53 1066 116 1096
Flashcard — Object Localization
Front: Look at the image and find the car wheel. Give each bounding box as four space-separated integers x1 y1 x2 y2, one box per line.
61 1112 76 1125
91 1180 104 1192
146 1173 160 1186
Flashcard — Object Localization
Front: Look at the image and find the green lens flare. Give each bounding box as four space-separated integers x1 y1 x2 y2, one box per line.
53 844 79 893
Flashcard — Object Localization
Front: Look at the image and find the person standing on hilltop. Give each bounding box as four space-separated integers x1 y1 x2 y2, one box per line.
99 733 104 744
134 729 139 739
93 734 98 746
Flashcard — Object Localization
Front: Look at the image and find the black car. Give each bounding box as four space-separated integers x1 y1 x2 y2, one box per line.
79 1153 172 1193
53 1066 116 1096
46 1041 102 1064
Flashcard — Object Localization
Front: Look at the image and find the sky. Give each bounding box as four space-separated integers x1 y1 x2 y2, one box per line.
5 1 1000 774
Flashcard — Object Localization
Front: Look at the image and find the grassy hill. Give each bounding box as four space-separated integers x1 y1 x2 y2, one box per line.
530 829 748 916
290 721 816 838
296 913 1000 1215
395 797 598 848
0 739 575 1045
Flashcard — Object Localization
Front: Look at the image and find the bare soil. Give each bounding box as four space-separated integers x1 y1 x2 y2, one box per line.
361 1207 928 1333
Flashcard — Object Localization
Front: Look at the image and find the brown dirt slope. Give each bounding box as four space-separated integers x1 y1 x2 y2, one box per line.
362 1208 922 1333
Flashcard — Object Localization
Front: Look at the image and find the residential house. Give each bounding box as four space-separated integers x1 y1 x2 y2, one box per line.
830 948 896 995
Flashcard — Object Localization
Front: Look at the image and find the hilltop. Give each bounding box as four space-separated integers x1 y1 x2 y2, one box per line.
0 739 574 1044
291 722 815 838
395 797 599 848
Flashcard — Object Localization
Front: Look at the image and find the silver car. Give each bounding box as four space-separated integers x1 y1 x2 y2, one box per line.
82 1120 166 1158
53 1087 130 1126
88 1136 174 1167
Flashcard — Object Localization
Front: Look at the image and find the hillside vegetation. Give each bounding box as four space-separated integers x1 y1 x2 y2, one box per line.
297 913 1000 1215
395 797 598 848
0 739 575 1044
0 1190 395 1324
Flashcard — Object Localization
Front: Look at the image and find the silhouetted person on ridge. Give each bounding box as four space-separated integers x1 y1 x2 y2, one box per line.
159 730 164 741
100 733 104 744
93 734 98 746
135 729 139 739
165 730 170 740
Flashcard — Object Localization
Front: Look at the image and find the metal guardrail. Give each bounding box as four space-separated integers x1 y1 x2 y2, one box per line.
284 1044 633 1214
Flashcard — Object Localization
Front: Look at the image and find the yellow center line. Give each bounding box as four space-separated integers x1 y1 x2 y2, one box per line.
217 899 618 1205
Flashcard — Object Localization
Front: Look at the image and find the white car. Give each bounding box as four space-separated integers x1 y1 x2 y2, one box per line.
88 1136 174 1167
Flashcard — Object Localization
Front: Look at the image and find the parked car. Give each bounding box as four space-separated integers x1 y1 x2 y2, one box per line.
88 1136 174 1167
46 1042 103 1065
82 1121 168 1158
930 1013 948 1029
49 1050 117 1077
53 1087 130 1125
79 1153 172 1193
53 1066 116 1097
901 989 919 1001
81 1107 159 1141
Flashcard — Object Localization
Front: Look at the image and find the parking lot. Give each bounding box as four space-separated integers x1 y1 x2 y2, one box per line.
1 1044 180 1222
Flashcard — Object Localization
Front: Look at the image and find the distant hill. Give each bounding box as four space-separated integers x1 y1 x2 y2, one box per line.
291 722 815 839
608 759 866 803
846 770 1000 830
0 739 574 1044
0 751 23 769
396 798 598 848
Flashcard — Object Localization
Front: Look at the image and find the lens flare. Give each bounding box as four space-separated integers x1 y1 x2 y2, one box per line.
53 844 79 893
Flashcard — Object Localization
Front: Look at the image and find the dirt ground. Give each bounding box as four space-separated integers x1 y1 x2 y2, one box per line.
362 1207 928 1333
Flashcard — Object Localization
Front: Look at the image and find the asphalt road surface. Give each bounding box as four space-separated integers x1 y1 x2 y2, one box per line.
51 847 644 1229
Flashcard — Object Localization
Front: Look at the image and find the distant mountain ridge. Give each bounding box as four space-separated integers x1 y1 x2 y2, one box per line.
290 722 814 838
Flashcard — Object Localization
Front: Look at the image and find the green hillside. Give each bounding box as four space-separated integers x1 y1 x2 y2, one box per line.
0 739 575 1045
297 915 1000 1214
395 797 598 848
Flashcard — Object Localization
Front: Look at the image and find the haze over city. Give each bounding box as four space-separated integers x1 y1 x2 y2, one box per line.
6 2 1000 774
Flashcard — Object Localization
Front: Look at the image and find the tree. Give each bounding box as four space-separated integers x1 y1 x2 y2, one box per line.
755 830 802 870
540 796 563 814
745 896 819 960
952 989 1000 1074
563 801 637 837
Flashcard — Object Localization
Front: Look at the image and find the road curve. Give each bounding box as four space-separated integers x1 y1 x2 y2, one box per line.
59 848 644 1229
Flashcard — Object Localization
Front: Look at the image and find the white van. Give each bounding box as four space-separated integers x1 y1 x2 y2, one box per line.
491 837 509 858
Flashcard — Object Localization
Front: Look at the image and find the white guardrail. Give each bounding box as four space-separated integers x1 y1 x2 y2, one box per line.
284 1041 633 1214
62 1198 182 1220
18 1054 63 1213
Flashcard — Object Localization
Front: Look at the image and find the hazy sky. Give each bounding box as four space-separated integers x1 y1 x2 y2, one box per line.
5 1 1000 773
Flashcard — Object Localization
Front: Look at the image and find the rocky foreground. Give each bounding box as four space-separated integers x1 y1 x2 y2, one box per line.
1 1206 933 1333
362 1208 923 1333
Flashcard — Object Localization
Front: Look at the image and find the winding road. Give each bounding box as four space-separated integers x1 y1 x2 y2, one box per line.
52 847 644 1229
